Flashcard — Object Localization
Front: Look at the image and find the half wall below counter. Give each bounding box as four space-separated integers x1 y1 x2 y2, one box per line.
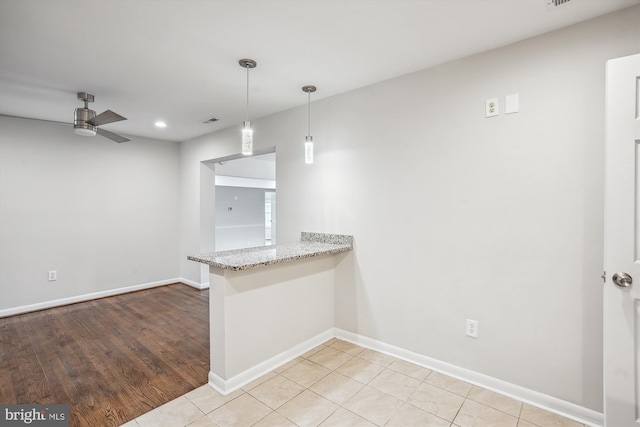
188 232 353 394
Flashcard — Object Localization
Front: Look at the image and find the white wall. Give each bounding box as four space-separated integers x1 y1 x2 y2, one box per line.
215 186 266 251
179 6 639 412
0 116 180 311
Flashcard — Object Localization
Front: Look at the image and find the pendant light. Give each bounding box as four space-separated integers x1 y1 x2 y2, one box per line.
239 59 257 155
302 85 316 164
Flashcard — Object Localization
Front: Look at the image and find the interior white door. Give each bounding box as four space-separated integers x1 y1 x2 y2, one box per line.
604 53 640 427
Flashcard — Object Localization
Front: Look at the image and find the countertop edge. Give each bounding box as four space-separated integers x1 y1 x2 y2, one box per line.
188 232 353 271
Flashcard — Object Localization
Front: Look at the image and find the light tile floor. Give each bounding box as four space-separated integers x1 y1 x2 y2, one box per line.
120 339 586 427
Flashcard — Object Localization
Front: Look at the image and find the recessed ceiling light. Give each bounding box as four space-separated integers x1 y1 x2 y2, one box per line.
155 121 167 128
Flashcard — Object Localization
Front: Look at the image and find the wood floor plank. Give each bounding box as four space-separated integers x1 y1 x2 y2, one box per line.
0 319 19 403
0 283 209 427
12 315 54 404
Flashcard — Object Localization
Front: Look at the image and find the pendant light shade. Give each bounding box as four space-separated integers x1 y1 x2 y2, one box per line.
239 59 257 156
302 85 316 164
242 121 253 155
305 135 313 164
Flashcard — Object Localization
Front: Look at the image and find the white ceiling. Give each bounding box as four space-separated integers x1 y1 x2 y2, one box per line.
0 0 637 143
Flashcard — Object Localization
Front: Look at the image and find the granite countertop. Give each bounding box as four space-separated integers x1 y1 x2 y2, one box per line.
188 232 353 271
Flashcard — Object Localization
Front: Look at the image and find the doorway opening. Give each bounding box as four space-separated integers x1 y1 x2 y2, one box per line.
213 152 276 251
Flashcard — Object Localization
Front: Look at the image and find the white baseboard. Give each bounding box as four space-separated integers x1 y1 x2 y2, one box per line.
335 328 603 427
206 327 602 426
180 278 209 290
0 278 205 318
208 328 335 396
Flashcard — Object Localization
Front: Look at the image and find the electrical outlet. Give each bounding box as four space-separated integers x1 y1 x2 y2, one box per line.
485 98 499 118
48 270 57 281
466 319 478 338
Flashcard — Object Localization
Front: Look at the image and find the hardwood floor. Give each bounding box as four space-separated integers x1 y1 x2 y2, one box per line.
0 284 209 427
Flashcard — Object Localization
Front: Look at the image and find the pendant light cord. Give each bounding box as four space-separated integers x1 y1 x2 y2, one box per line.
245 65 250 122
307 91 311 137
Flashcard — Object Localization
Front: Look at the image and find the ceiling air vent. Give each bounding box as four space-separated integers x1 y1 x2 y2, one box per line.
548 0 571 6
202 117 219 124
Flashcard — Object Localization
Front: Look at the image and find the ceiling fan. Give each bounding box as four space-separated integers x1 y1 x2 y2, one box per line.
73 92 130 143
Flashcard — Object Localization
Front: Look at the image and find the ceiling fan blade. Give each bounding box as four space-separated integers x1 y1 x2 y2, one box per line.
97 127 131 143
87 110 126 126
1 113 70 126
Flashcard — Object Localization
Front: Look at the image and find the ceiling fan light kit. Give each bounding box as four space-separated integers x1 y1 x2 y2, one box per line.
74 92 97 136
73 92 130 143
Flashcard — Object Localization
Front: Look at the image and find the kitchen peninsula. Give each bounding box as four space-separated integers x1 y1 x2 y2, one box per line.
188 232 353 394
